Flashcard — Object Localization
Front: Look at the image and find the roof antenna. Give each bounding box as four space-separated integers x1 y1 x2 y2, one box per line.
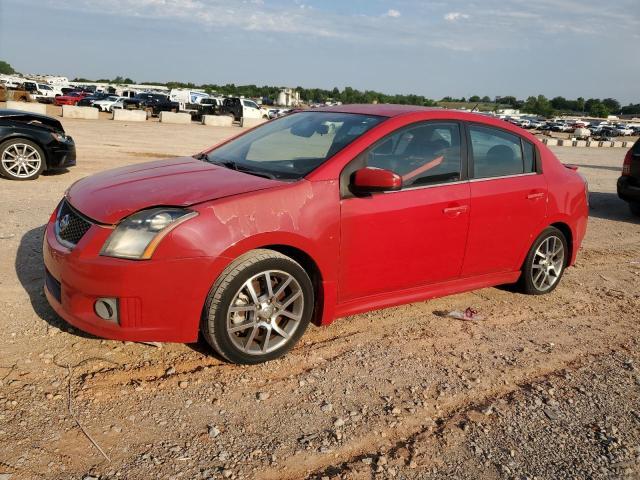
471 103 480 112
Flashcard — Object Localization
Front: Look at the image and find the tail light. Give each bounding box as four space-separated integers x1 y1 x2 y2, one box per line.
622 149 632 176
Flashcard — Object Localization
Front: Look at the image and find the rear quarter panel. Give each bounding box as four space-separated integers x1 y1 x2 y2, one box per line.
537 143 588 266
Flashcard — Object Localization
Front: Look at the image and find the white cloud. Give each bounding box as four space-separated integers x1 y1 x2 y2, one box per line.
386 9 401 18
444 12 470 22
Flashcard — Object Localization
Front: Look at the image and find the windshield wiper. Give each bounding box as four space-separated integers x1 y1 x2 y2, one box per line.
197 154 239 171
195 153 275 179
235 165 276 180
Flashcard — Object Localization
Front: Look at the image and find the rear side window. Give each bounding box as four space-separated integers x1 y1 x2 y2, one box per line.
469 125 528 178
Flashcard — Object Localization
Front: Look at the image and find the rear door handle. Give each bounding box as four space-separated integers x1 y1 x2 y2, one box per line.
527 192 545 200
443 205 469 216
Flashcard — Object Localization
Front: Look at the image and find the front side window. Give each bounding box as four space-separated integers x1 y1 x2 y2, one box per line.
365 122 462 187
470 125 528 178
204 112 384 180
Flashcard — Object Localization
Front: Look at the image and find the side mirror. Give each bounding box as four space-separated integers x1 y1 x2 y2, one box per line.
352 167 402 193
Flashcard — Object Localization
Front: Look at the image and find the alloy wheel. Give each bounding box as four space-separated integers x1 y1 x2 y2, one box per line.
531 235 565 291
1 143 42 178
226 270 304 355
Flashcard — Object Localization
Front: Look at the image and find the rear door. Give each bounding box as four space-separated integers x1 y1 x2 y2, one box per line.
461 123 547 277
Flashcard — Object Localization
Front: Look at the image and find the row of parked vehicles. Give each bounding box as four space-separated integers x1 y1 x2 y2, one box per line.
507 117 640 139
55 88 293 122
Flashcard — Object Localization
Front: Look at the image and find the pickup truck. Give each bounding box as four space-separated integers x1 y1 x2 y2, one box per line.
123 93 179 116
218 97 265 122
0 84 31 102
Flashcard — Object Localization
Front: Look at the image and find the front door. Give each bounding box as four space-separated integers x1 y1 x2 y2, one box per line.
339 121 470 301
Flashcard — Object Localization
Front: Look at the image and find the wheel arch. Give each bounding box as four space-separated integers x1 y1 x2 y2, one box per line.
549 221 573 266
260 244 325 326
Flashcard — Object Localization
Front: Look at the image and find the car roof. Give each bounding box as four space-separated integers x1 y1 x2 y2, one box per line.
313 104 439 117
308 104 525 128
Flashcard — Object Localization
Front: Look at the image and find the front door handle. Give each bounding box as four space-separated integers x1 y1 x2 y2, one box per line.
527 192 546 200
443 205 469 216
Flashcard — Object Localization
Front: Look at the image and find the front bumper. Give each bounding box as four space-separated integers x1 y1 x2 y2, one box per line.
43 211 221 343
617 176 640 203
45 138 76 170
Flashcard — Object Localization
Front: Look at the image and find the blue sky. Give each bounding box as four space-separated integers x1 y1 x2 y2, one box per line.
1 0 638 103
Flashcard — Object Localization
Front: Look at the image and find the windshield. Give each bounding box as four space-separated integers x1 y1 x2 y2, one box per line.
203 111 385 180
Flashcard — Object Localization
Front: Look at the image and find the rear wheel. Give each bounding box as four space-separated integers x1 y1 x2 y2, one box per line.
0 139 45 180
629 202 640 217
519 227 568 295
201 249 314 364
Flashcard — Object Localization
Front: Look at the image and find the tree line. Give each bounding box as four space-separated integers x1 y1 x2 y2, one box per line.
2 57 637 118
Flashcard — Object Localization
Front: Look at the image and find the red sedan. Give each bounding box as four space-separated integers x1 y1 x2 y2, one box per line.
54 91 88 106
43 105 588 364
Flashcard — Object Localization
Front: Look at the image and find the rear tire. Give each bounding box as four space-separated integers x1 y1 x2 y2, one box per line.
201 249 314 364
519 227 568 295
630 202 640 217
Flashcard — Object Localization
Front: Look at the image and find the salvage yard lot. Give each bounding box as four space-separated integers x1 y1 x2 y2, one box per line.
1 117 639 479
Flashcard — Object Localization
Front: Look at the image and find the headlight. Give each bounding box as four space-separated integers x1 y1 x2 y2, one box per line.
51 132 67 142
100 208 198 260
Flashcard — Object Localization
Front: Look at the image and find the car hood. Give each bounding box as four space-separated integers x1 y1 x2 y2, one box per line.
66 157 283 224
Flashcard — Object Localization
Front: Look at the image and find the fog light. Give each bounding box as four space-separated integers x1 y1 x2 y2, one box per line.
94 298 119 323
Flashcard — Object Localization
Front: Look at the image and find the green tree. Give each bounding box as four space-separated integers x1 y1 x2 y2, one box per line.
522 95 554 118
481 96 491 103
0 60 16 75
589 102 609 118
601 98 620 113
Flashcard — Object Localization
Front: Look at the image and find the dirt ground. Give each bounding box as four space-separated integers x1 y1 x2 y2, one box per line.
0 116 639 480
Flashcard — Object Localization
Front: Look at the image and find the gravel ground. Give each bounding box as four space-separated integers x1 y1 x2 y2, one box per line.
0 115 638 480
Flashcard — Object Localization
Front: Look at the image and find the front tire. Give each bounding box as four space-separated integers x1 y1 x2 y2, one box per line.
0 139 45 180
201 249 314 364
519 227 568 295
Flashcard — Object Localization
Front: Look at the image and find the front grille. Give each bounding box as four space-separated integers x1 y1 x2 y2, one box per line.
56 200 92 248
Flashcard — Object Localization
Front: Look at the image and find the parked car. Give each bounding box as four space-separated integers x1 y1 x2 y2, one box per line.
93 96 126 112
614 124 634 136
219 97 265 122
189 98 222 120
594 126 618 139
76 92 114 107
123 93 179 115
617 139 640 216
0 109 76 180
528 120 545 129
573 128 591 140
43 106 589 364
54 91 89 106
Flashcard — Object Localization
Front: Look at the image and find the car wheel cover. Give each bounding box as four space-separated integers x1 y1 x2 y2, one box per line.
226 270 304 355
531 235 564 291
2 143 42 178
